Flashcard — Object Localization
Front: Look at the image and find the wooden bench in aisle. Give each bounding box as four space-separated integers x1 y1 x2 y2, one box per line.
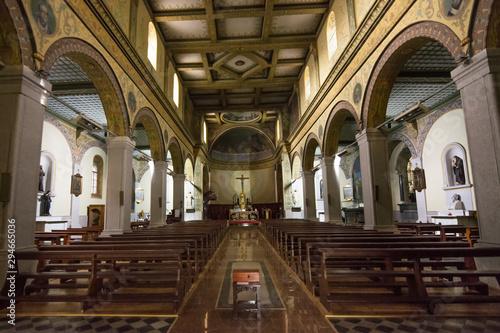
318 247 500 314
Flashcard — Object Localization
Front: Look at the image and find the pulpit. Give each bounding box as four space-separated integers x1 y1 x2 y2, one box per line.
232 269 261 319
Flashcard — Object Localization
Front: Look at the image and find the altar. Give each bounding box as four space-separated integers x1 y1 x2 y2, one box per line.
229 209 259 221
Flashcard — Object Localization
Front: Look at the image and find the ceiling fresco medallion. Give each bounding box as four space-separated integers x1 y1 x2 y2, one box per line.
31 0 56 35
221 112 262 124
353 83 362 104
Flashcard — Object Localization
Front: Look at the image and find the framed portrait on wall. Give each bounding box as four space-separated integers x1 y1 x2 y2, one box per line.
71 173 82 197
343 185 354 201
413 167 426 192
135 187 144 203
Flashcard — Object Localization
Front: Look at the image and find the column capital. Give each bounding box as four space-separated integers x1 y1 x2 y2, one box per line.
105 136 136 151
0 65 52 104
320 156 336 168
301 170 315 179
355 128 388 145
154 160 168 170
452 48 500 90
173 173 186 181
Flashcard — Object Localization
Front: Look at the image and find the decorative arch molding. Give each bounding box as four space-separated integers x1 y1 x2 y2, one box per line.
167 137 184 174
3 0 33 68
133 107 165 161
363 21 464 128
40 38 129 136
43 113 77 164
76 141 107 165
416 99 463 157
388 132 418 158
303 133 321 171
339 150 359 179
291 151 302 180
137 164 150 183
473 0 498 52
323 100 359 157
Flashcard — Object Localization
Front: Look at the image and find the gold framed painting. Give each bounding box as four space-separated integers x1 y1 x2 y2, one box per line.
71 173 82 197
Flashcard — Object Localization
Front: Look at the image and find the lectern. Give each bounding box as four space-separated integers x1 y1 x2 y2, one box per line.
232 269 261 319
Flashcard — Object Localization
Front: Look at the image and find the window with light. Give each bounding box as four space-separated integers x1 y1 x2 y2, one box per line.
327 11 338 60
91 155 103 198
304 66 311 100
147 22 157 70
173 73 179 106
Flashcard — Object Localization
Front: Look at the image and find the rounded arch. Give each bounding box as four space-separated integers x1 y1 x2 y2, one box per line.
473 0 500 52
133 107 165 161
209 126 275 152
167 137 183 174
1 1 33 68
362 22 464 129
291 152 302 180
388 132 418 158
40 38 129 136
303 133 321 171
184 154 194 182
323 101 359 157
77 140 107 165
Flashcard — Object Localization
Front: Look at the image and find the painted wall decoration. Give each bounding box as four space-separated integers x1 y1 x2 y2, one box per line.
210 127 274 162
353 83 362 104
221 111 262 124
442 0 466 17
327 10 338 59
128 91 137 113
31 0 56 35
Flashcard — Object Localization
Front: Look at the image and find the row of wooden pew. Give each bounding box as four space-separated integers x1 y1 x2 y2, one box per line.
260 219 500 314
1 220 228 313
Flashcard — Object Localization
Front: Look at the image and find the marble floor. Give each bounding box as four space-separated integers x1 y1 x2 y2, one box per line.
2 225 500 332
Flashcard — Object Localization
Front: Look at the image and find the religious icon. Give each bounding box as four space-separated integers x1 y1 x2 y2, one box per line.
31 0 56 35
343 185 354 201
412 167 426 192
135 187 144 203
39 190 51 216
39 165 45 192
71 173 82 197
451 155 466 185
443 0 465 17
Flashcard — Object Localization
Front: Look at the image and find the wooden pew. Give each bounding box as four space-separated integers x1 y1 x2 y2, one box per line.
318 247 500 314
0 249 186 312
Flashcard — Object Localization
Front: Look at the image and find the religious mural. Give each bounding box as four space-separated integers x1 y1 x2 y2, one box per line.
210 128 274 162
31 0 56 35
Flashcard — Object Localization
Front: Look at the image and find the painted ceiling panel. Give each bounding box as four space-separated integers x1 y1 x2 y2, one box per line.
225 54 257 74
271 14 322 35
173 53 203 64
278 48 308 59
259 95 289 104
159 20 209 40
217 17 263 38
180 70 207 80
227 88 255 94
227 97 254 105
194 99 222 106
274 65 301 77
214 0 265 7
190 89 220 95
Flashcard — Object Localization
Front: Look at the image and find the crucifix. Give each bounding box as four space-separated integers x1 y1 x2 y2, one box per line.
236 174 249 210
236 174 249 194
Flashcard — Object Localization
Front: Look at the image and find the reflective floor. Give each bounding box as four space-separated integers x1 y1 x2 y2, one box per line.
2 225 500 332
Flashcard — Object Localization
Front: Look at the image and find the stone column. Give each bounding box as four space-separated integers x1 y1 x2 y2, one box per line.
451 48 500 247
149 161 167 228
102 136 135 236
173 173 186 221
355 128 395 231
0 66 51 284
320 157 343 224
301 171 317 221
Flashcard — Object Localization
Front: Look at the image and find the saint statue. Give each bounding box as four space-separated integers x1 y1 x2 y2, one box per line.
39 165 45 192
39 190 51 216
448 193 465 210
186 192 194 209
452 156 465 185
292 189 299 207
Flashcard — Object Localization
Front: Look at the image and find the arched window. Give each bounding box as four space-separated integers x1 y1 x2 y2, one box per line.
203 120 207 144
147 22 157 70
91 155 104 198
327 11 338 59
304 66 311 100
173 73 180 106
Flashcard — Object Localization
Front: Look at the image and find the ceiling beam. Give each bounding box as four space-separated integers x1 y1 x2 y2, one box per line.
165 36 315 53
154 4 328 22
195 103 286 112
201 53 213 83
189 91 292 100
261 0 276 40
52 82 97 94
204 0 218 43
254 88 261 106
268 49 279 80
183 77 297 89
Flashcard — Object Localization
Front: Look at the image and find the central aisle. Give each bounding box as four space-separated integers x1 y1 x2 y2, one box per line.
170 226 334 332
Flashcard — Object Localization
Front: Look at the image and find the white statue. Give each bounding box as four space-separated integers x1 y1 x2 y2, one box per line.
186 192 194 209
448 193 465 210
292 189 299 207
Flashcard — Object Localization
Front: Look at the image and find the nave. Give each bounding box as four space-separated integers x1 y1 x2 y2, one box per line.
2 223 500 332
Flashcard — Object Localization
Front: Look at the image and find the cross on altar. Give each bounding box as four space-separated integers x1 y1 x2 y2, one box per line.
236 174 249 193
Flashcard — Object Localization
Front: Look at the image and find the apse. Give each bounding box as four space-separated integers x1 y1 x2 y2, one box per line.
210 127 275 163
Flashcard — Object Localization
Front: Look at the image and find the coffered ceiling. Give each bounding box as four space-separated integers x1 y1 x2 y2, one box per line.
148 0 330 124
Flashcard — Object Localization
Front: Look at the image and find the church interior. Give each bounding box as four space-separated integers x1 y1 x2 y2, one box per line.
1 0 500 332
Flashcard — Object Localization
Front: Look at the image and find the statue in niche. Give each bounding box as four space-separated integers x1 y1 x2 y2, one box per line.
185 192 194 209
452 155 466 185
39 165 45 192
292 189 299 207
39 190 51 216
448 193 465 210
